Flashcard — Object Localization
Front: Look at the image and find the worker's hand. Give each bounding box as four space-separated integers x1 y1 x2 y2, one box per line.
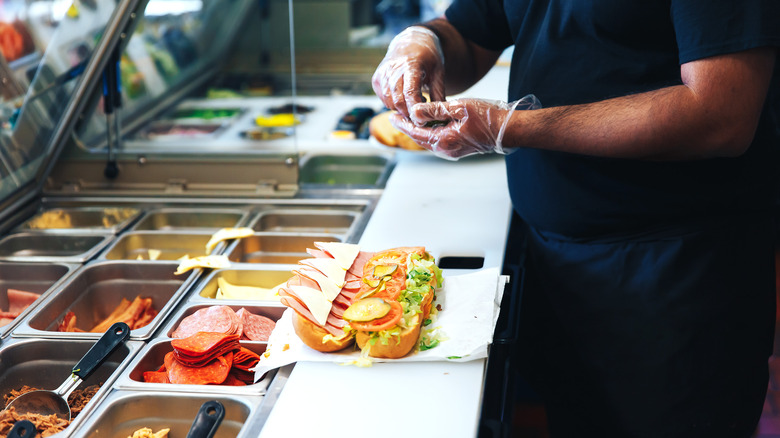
372 26 445 119
391 95 541 160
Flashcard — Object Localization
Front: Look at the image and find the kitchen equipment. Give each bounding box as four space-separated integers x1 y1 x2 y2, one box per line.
187 400 225 438
4 322 130 420
7 420 35 438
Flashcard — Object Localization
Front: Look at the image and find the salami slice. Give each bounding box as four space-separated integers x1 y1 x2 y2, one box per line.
232 346 261 372
171 306 242 338
236 308 276 342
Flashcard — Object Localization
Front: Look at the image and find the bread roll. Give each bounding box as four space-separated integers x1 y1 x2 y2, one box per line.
292 312 355 352
369 112 425 151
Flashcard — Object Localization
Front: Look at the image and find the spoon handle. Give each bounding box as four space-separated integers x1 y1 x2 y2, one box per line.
186 400 225 438
72 322 130 380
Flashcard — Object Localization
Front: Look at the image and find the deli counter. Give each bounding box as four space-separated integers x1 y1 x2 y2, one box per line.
0 0 518 436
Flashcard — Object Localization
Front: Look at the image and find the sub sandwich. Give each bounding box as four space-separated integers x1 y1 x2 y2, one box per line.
279 243 443 358
343 246 443 359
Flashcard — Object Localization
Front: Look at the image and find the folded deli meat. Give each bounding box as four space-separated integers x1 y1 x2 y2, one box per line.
278 242 443 359
0 289 40 327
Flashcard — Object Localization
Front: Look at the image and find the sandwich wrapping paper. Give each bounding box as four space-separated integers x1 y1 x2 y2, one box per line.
254 267 507 382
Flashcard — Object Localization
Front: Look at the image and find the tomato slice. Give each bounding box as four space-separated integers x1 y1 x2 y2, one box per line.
348 299 403 332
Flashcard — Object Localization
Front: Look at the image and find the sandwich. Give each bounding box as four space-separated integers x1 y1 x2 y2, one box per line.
343 246 443 359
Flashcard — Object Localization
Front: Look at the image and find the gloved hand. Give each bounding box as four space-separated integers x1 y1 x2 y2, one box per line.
390 94 541 160
371 26 445 119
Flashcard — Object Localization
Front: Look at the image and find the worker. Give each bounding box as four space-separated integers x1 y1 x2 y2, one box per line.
371 1 780 437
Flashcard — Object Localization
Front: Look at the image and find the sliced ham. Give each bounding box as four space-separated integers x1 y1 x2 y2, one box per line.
7 289 40 314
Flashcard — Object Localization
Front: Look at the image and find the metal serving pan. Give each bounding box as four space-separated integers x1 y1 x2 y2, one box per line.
0 233 113 263
0 262 78 338
100 231 217 261
113 302 284 394
132 207 249 232
74 390 259 438
192 266 292 303
12 261 198 341
0 337 143 436
224 233 341 265
14 206 142 234
248 209 359 237
114 338 275 395
298 153 394 188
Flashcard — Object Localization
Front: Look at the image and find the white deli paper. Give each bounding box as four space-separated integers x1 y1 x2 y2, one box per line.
253 267 507 381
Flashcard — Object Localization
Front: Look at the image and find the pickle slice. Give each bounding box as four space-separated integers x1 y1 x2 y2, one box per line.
372 264 397 278
343 298 391 322
364 277 382 288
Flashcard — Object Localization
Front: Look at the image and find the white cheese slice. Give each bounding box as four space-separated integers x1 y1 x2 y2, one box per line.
289 285 332 326
314 242 360 271
299 257 347 287
295 267 342 302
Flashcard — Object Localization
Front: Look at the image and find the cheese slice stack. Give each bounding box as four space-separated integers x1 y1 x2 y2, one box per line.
278 242 374 336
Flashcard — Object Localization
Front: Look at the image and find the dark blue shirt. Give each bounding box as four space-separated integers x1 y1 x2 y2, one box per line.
446 0 780 238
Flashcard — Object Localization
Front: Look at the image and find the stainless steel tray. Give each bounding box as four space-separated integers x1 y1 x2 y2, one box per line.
248 208 358 236
0 337 143 437
12 261 198 341
298 153 394 188
113 301 284 395
100 231 218 261
191 266 293 303
0 262 78 338
113 338 275 395
224 233 341 265
14 206 142 234
73 390 260 438
131 207 250 232
0 233 113 263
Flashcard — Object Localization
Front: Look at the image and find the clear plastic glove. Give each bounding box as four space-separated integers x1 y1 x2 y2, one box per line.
390 94 541 160
371 26 445 119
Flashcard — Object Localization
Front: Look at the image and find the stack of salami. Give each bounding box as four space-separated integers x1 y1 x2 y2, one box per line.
143 332 260 385
171 305 276 342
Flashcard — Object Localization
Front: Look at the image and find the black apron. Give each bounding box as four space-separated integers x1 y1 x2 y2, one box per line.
516 214 776 437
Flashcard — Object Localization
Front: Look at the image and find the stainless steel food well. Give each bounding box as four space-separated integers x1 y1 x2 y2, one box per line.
0 262 78 338
73 391 259 438
113 337 275 395
14 207 141 234
0 233 113 263
193 267 292 302
0 337 143 436
12 261 197 340
249 209 358 236
100 231 217 261
298 153 394 188
224 233 341 265
132 208 249 232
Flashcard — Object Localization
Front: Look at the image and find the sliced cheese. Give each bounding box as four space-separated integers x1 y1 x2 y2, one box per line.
314 242 360 271
175 255 231 275
205 227 254 253
294 267 342 302
216 276 282 301
289 285 332 326
299 257 347 287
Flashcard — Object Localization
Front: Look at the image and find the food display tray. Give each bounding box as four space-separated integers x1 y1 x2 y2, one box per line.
112 301 284 395
223 232 341 265
72 390 262 438
0 233 114 263
131 207 250 232
13 206 142 234
190 265 293 303
0 261 79 339
0 337 144 436
11 261 199 341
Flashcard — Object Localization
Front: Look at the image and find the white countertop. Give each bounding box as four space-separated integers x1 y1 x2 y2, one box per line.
257 66 513 438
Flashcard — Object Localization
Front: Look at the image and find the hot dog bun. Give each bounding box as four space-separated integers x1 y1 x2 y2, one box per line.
292 312 355 352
